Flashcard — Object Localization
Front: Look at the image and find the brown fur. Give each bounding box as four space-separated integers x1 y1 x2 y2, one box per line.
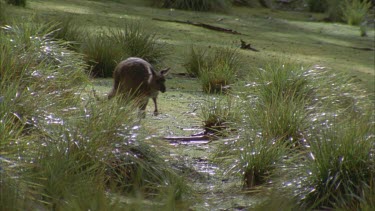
108 57 170 116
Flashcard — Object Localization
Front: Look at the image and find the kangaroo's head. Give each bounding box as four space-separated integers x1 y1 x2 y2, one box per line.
151 68 170 93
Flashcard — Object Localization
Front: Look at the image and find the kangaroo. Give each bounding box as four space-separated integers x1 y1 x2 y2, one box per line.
108 57 170 116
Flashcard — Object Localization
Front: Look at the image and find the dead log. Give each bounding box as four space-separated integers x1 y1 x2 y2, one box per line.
152 18 242 35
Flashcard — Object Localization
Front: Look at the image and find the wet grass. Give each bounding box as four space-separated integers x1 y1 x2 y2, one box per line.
0 19 190 210
200 96 240 135
300 117 374 210
2 0 374 210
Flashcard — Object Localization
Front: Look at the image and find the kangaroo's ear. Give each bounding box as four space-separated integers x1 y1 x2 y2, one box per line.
160 68 170 76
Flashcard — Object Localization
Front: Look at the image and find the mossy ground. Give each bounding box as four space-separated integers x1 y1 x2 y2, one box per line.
6 0 375 209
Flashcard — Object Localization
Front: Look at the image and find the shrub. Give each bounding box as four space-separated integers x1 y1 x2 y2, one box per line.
341 0 372 25
155 0 231 11
6 0 26 7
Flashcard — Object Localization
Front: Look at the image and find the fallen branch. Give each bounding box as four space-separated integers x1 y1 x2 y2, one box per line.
349 46 375 51
164 135 210 142
152 18 242 35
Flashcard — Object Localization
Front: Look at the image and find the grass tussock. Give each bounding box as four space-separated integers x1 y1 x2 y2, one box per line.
81 20 167 77
341 0 372 25
184 46 207 77
300 117 374 210
81 31 122 77
200 96 239 135
184 47 240 93
50 16 85 50
243 61 313 143
110 21 168 66
240 135 289 188
0 19 189 210
215 58 374 205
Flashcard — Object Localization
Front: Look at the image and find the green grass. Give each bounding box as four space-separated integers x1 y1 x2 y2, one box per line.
215 58 374 206
2 0 375 210
200 96 239 135
80 20 168 77
240 135 289 188
20 0 374 93
300 117 374 210
50 16 85 50
81 31 122 77
183 46 207 77
341 0 372 26
0 18 190 210
183 47 240 93
109 20 168 66
239 60 312 143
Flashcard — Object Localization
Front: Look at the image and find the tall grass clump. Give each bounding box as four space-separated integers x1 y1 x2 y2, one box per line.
0 20 89 210
222 62 313 188
0 20 189 210
213 128 289 189
300 117 374 210
80 32 122 77
341 0 372 25
154 0 231 11
243 61 313 142
81 21 167 77
27 98 189 209
200 96 239 135
240 135 289 188
200 61 236 93
190 47 240 93
184 46 208 77
50 16 85 50
110 21 168 66
214 60 314 189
